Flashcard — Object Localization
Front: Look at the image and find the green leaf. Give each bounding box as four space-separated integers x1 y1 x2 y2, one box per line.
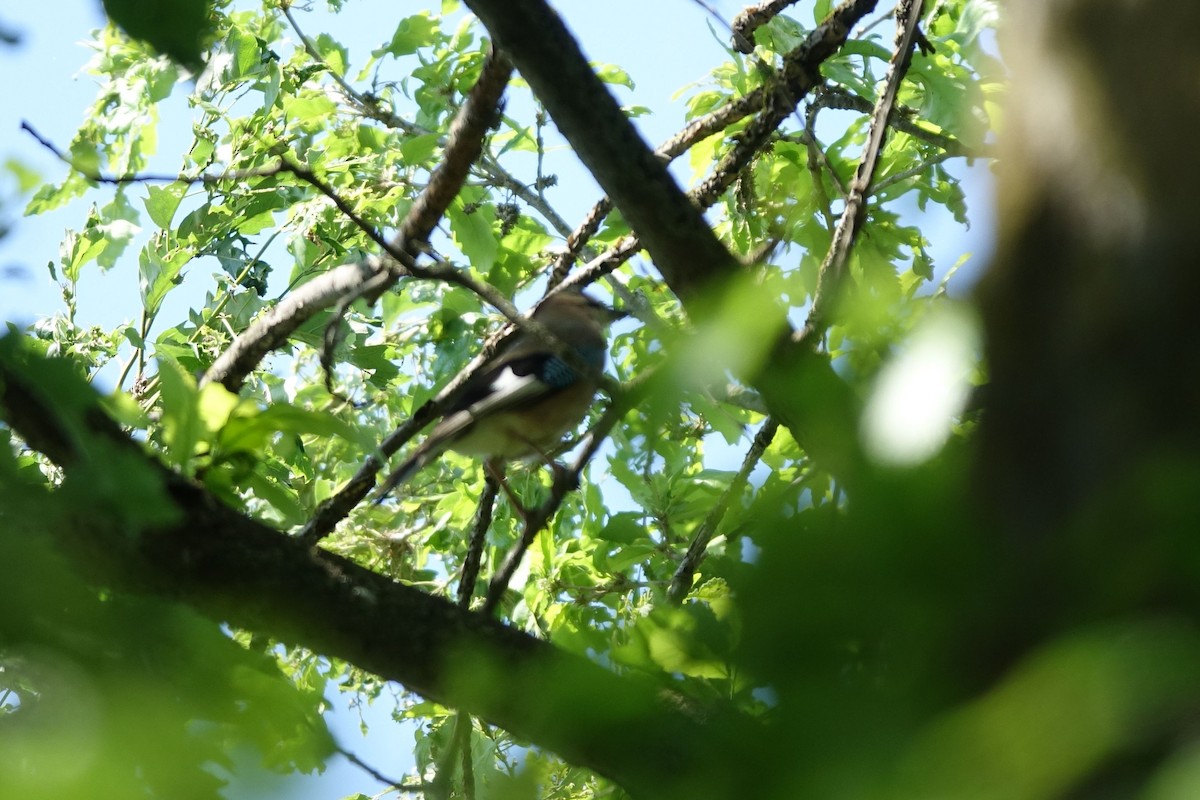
593 62 634 89
244 469 307 526
346 343 401 387
757 15 809 54
447 200 498 270
283 92 339 129
97 193 141 270
101 0 215 71
614 604 733 680
379 13 440 57
153 326 204 373
314 33 348 75
594 542 658 574
138 235 191 317
25 172 90 215
145 183 187 228
156 356 205 472
954 0 1001 46
100 389 153 430
219 404 366 456
5 157 43 193
597 513 645 545
59 226 108 283
399 133 441 165
197 381 241 433
226 23 259 78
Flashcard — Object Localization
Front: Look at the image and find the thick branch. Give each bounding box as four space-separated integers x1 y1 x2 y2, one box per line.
462 0 741 303
202 48 513 393
464 0 879 482
0 343 761 799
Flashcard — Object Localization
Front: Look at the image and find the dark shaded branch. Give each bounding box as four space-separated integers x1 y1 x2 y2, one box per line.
459 475 500 608
20 120 280 185
799 0 926 342
463 0 880 484
691 1 880 211
0 343 761 800
667 418 779 604
462 0 742 303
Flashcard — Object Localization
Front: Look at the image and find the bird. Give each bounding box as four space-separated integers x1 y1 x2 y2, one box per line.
375 289 621 501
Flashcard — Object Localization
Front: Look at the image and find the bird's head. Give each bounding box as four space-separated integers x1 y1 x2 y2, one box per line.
536 288 626 327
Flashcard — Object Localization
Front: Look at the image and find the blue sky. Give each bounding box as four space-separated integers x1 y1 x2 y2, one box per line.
0 0 743 329
1 0 993 331
0 1 994 796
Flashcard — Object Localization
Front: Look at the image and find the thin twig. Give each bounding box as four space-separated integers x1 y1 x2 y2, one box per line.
19 120 276 184
812 85 990 159
799 0 927 343
458 475 500 607
667 418 779 604
429 473 497 800
335 744 407 789
868 149 955 197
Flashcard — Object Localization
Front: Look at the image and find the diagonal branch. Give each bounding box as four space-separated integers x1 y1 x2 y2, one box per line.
202 47 514 393
667 417 779 604
0 342 761 800
731 0 807 53
799 0 927 342
464 0 882 483
462 0 743 302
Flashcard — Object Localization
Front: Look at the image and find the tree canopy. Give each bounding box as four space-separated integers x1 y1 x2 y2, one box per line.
5 0 1200 798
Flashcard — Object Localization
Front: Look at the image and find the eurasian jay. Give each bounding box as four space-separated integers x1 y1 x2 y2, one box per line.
375 289 620 499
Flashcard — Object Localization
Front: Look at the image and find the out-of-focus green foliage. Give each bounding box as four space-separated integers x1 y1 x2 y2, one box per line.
0 339 334 800
101 0 215 71
21 1 1200 799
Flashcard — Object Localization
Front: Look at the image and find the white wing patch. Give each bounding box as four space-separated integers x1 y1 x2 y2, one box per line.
467 366 548 418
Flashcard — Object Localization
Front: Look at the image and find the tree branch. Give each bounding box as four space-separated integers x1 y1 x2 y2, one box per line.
731 0 807 53
667 418 779 604
462 0 881 484
799 0 927 342
0 341 761 800
202 47 514 393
